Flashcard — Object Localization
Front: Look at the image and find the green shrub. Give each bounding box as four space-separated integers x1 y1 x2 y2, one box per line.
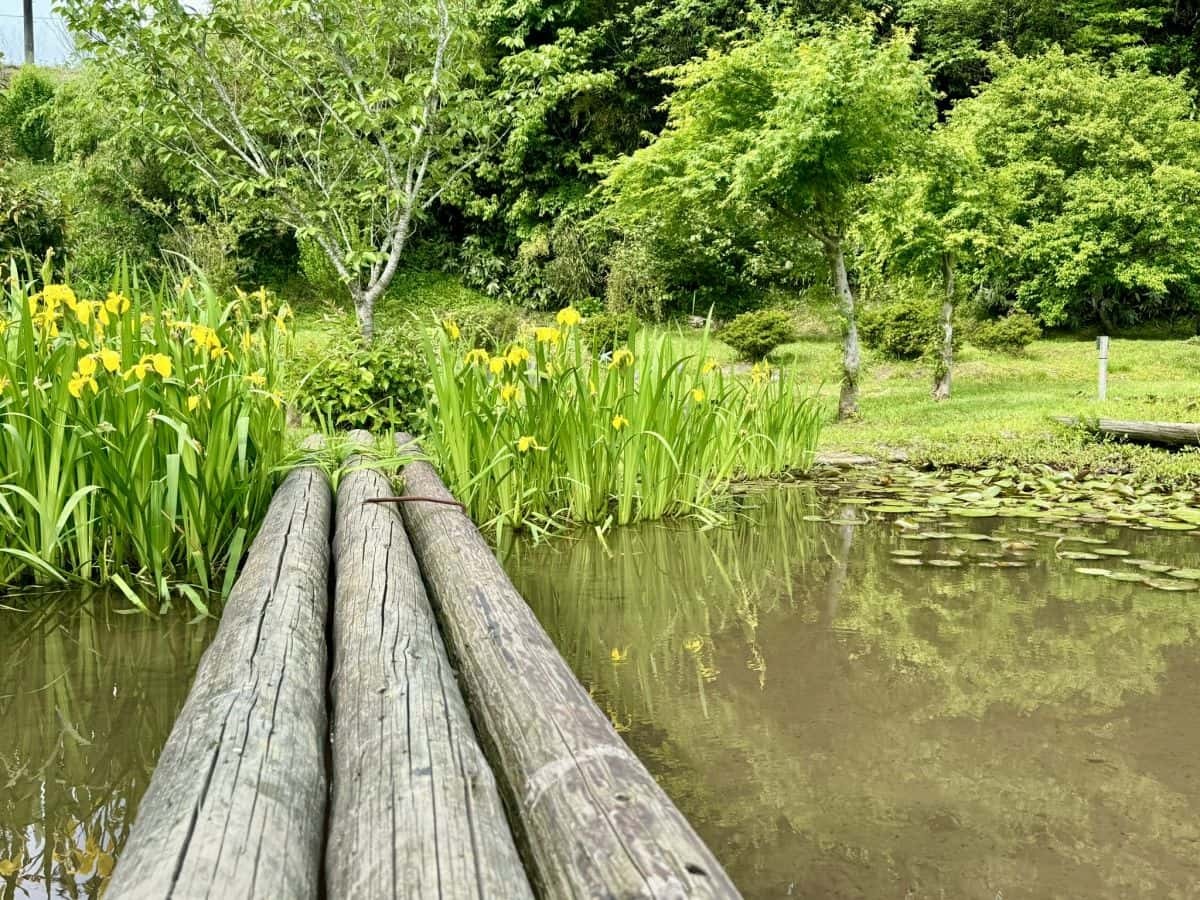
294 328 428 432
581 310 642 352
605 238 670 321
0 67 57 162
858 296 945 361
720 308 797 360
444 303 522 351
970 310 1043 354
0 167 65 264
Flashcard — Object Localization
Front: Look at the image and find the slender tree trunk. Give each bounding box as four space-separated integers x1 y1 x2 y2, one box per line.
23 0 35 64
351 287 375 344
932 253 954 401
826 241 860 420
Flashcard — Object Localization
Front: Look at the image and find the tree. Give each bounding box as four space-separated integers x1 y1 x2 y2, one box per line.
64 0 480 340
604 19 935 419
898 0 1173 100
862 128 997 399
947 48 1200 329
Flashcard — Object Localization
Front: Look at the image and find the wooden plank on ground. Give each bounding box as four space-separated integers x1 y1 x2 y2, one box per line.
394 434 742 900
1054 416 1200 447
326 432 532 900
108 448 332 900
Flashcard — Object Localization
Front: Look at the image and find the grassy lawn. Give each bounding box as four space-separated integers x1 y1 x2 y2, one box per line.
772 334 1200 481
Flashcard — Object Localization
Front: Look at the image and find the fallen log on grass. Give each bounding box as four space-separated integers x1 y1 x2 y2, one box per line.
394 433 741 900
326 432 532 900
108 443 331 900
1054 416 1200 447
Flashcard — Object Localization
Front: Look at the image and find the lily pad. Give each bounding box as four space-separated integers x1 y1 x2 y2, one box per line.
1167 568 1200 580
1105 572 1148 583
1074 567 1113 577
889 549 924 557
891 558 924 566
1144 577 1200 592
1058 551 1101 561
927 559 964 568
1092 548 1131 557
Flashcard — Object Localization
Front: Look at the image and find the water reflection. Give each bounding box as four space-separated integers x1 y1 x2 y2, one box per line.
0 595 214 900
504 484 1200 899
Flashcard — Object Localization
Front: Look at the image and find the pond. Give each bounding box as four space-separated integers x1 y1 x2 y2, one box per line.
0 595 215 899
503 473 1200 899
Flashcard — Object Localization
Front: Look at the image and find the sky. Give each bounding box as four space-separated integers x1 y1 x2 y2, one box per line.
1 0 75 67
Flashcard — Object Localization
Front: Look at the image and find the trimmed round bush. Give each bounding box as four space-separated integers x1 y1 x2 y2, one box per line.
580 310 641 352
970 310 1042 354
445 303 522 351
720 308 797 360
294 328 428 432
0 67 56 161
858 296 944 361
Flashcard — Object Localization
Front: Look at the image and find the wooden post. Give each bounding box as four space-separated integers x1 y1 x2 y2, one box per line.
1097 335 1109 401
22 0 34 64
107 444 332 900
326 432 532 900
394 435 742 900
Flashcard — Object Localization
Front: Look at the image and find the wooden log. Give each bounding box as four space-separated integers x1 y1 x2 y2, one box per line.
394 434 742 900
1054 416 1200 447
326 432 532 899
108 452 332 900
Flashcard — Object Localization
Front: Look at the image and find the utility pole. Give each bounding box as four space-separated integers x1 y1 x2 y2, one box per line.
23 0 35 64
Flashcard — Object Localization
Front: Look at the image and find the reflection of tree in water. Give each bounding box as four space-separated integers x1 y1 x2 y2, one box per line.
505 486 1200 899
0 596 213 899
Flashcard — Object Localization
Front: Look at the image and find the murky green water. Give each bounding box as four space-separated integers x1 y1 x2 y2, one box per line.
503 481 1200 899
0 596 214 899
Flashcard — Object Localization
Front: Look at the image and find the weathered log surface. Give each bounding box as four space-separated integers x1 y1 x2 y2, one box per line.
395 434 742 900
326 432 532 900
1054 416 1200 446
108 459 332 900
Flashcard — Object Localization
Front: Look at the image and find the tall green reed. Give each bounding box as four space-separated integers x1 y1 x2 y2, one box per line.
0 262 292 611
424 309 824 536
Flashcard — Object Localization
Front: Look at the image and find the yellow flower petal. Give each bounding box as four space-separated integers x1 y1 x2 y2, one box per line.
555 306 581 327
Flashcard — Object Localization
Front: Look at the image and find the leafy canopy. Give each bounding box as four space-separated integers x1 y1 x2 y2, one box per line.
603 19 937 252
948 48 1200 327
64 0 482 333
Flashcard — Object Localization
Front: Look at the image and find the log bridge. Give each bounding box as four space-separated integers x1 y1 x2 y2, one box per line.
107 432 740 900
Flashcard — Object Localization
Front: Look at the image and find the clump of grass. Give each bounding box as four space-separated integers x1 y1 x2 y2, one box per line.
0 262 292 611
424 308 824 536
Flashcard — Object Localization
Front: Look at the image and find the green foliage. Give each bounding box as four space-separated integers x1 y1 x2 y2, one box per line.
605 19 936 255
443 303 523 351
720 308 797 360
0 166 65 264
858 295 946 360
294 328 428 433
948 49 1200 329
580 310 642 352
601 238 672 319
0 67 57 162
968 310 1043 353
64 0 482 335
899 0 1174 99
0 269 291 610
425 318 824 535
